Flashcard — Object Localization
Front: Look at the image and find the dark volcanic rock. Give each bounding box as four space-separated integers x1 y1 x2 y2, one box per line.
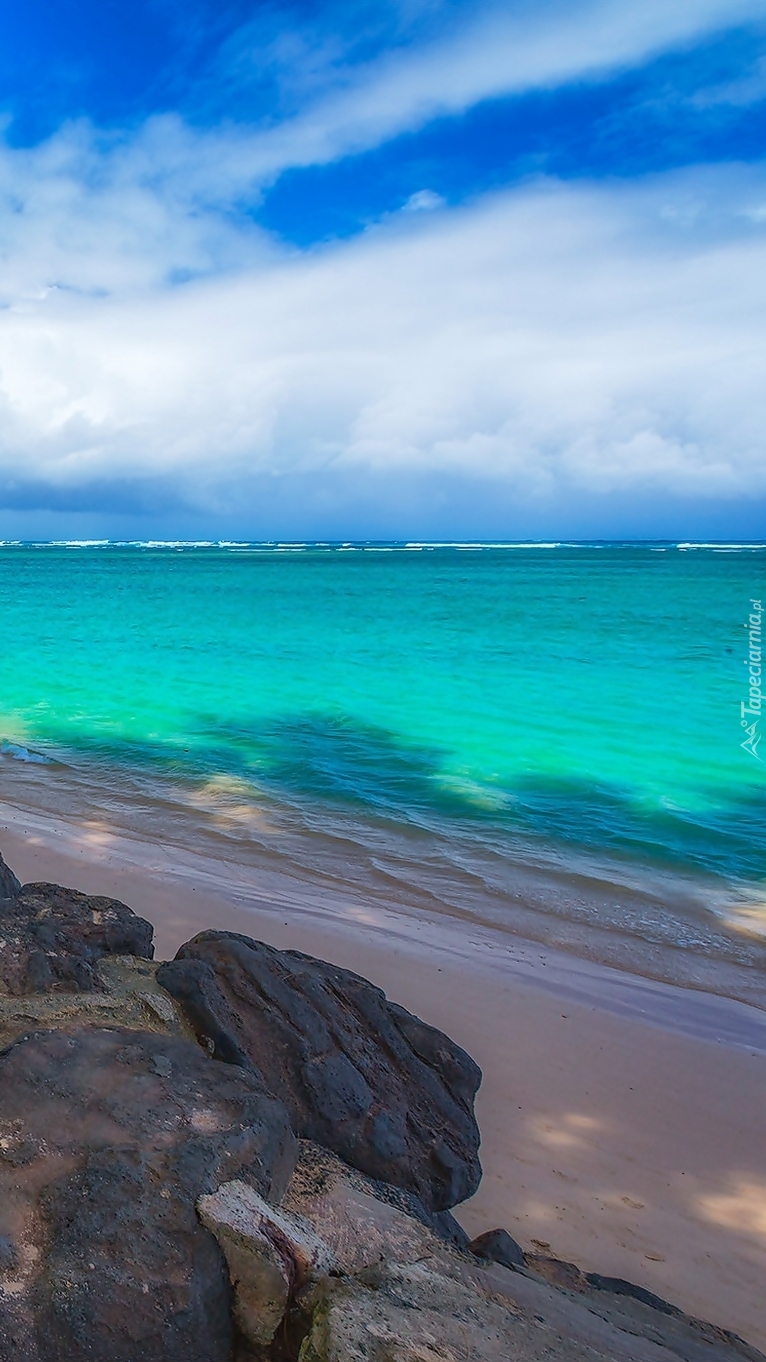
158 931 482 1213
586 1272 681 1314
0 850 21 901
0 881 154 994
0 1025 296 1362
469 1226 526 1269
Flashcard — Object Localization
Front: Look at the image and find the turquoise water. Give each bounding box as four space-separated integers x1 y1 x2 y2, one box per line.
0 542 764 890
0 542 757 882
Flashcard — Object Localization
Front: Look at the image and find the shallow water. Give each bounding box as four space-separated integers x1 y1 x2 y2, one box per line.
1 542 764 1000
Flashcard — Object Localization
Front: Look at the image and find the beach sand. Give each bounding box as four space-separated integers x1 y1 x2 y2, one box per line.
2 805 765 1352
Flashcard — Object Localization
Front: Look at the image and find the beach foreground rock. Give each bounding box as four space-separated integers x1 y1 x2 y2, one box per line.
0 880 154 994
0 1026 296 1362
268 1147 766 1362
158 930 482 1212
0 850 763 1362
293 1250 766 1362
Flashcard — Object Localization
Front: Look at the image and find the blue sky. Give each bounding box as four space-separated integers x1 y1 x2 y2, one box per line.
0 0 765 538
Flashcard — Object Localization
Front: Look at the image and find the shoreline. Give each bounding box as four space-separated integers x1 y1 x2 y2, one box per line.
3 751 765 1010
1 804 765 1348
9 790 766 1049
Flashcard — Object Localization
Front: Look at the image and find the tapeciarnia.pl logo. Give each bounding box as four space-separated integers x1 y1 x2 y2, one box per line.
741 598 762 761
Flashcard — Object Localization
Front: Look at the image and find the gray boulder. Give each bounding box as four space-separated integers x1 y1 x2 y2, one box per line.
0 1026 296 1362
0 880 154 994
157 931 482 1212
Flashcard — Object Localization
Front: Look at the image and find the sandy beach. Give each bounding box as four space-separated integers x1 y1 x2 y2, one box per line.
1 803 765 1352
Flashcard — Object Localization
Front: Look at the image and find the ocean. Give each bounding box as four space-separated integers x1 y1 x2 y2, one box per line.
1 541 764 1002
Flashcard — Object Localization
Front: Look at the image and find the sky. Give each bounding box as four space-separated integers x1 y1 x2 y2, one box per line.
0 0 765 540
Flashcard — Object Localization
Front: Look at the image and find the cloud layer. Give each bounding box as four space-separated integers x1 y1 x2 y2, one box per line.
224 0 766 177
0 0 765 535
1 139 765 533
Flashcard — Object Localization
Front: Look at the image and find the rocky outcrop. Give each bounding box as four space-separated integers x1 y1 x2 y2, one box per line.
0 849 763 1362
272 1152 766 1362
0 881 154 994
299 1258 525 1362
0 850 21 901
295 1247 766 1362
157 931 482 1213
297 1256 563 1362
0 1025 296 1362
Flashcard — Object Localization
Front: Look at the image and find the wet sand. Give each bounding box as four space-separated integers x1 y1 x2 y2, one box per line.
2 805 766 1351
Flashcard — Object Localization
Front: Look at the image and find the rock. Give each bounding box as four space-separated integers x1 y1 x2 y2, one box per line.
139 988 177 1024
500 1255 766 1362
469 1226 526 1270
0 955 186 1051
157 931 482 1212
586 1273 676 1316
0 849 21 901
0 1026 297 1362
198 1180 335 1346
279 1150 766 1362
297 1252 766 1362
0 881 154 994
282 1142 455 1276
284 1141 470 1253
296 1257 595 1362
525 1252 589 1292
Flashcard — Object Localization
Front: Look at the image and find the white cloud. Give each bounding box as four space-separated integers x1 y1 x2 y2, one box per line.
402 189 445 211
222 0 766 181
0 152 764 526
0 121 278 304
3 0 755 275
